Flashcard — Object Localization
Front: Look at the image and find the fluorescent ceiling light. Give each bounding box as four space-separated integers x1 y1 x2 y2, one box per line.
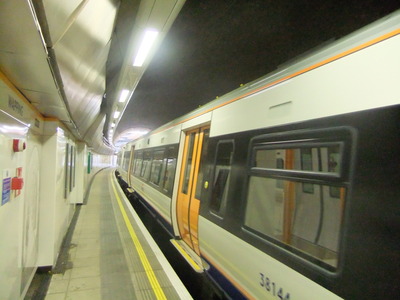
113 111 120 119
133 29 159 67
111 122 115 128
119 89 130 103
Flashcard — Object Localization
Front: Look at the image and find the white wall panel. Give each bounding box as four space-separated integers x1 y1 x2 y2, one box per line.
0 78 43 299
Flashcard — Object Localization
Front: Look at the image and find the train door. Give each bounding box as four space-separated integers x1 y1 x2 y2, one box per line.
176 126 209 255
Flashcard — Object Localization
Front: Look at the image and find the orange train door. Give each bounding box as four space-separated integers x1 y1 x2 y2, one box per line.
176 126 209 255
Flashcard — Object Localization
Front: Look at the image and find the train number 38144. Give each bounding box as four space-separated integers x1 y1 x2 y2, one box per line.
259 273 291 300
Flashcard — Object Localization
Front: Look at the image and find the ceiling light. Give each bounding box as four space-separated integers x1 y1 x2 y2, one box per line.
111 122 115 128
113 111 120 119
133 29 159 67
119 89 130 103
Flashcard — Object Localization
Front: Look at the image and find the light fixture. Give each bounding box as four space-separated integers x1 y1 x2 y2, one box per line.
111 122 115 128
113 111 120 119
133 29 159 67
119 89 130 103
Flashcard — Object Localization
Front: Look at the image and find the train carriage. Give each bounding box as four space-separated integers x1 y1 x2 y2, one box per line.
117 11 400 299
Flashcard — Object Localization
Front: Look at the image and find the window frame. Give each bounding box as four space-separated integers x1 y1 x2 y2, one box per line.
140 150 152 180
242 127 354 273
250 141 345 182
149 150 165 186
209 139 235 218
131 145 179 197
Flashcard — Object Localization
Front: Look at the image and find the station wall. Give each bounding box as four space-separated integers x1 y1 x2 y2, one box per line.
0 73 112 299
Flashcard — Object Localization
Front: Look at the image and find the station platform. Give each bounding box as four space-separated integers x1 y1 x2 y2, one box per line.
43 168 192 300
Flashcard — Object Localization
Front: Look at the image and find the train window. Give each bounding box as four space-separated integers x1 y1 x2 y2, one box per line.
245 177 345 269
182 132 196 194
129 153 135 176
140 151 152 180
244 132 351 271
162 158 176 193
150 150 164 186
161 146 178 194
162 146 178 194
128 146 135 176
133 151 143 176
300 149 314 193
253 144 342 176
195 129 210 199
210 141 234 215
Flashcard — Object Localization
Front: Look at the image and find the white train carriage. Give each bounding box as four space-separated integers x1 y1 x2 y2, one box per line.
117 11 400 299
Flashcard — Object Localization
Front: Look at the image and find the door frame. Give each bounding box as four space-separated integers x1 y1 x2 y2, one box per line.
174 126 209 255
170 117 211 240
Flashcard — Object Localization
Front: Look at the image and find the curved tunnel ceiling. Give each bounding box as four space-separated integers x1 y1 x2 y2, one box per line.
0 0 398 153
0 0 185 154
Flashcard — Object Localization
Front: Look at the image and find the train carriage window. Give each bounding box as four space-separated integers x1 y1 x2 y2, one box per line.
150 150 164 186
301 148 314 193
253 144 342 175
162 158 175 192
133 151 143 176
140 151 152 180
162 146 178 194
129 152 135 176
182 132 196 194
244 132 350 271
328 146 341 198
210 141 234 215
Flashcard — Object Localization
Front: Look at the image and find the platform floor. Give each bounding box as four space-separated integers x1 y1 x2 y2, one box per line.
44 168 191 300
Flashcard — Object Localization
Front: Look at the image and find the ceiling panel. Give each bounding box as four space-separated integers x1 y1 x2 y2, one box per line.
21 89 70 121
0 52 57 93
42 0 85 45
0 0 46 55
0 0 66 121
49 0 118 139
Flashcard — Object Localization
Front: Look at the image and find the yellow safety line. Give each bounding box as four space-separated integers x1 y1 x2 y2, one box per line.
170 239 202 272
110 175 167 300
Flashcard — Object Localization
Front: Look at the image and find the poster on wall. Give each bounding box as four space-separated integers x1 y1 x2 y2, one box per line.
1 170 11 206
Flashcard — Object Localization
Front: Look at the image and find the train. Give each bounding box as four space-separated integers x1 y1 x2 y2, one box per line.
116 11 400 299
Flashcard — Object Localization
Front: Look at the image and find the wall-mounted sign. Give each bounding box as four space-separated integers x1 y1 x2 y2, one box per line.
1 170 11 205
